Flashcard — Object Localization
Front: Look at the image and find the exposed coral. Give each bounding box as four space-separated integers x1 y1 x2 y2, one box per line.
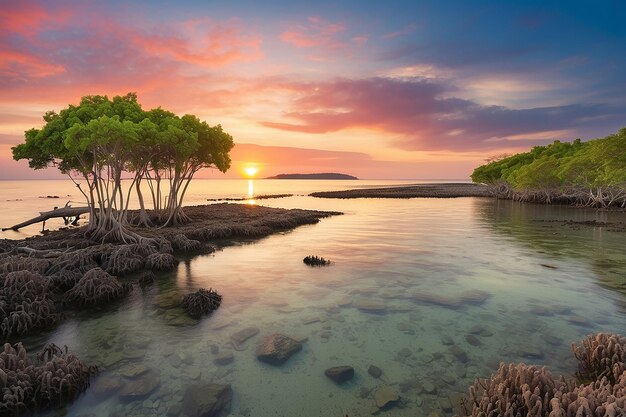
145 253 178 271
460 363 572 417
550 369 625 417
0 342 95 414
181 288 222 319
572 333 626 384
63 268 130 307
303 255 331 266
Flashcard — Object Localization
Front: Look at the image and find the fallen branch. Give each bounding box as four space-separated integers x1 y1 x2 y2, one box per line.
2 205 90 231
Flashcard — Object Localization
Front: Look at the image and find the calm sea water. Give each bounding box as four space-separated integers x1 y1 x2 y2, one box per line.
1 179 626 417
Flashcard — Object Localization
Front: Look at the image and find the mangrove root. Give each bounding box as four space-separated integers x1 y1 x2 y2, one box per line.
181 288 222 319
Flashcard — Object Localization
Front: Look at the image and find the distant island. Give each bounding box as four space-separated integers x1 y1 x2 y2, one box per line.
265 173 358 180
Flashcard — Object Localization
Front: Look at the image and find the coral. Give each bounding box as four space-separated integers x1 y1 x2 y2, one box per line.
460 363 573 417
550 370 625 417
572 333 626 384
181 288 222 319
64 268 130 307
0 343 95 414
303 255 331 266
145 253 178 271
168 234 202 253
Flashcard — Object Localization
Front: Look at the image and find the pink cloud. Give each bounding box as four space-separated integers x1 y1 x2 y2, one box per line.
381 23 417 39
281 16 346 49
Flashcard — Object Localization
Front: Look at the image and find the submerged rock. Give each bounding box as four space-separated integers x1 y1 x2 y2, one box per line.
368 365 383 379
213 351 234 366
465 335 482 346
92 374 125 398
325 366 355 384
118 371 160 400
255 334 303 365
354 299 387 313
374 386 400 409
230 326 260 350
182 383 232 417
449 345 469 363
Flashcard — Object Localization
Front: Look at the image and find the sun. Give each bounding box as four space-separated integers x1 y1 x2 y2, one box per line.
244 166 258 178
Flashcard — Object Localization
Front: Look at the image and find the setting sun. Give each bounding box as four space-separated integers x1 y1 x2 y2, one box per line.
244 166 258 178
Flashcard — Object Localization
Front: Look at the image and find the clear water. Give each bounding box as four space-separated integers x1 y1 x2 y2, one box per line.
2 180 626 417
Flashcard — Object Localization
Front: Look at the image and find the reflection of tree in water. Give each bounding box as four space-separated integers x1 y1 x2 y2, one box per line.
473 198 626 298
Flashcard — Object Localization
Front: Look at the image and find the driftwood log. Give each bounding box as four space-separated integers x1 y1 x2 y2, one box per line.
2 205 90 231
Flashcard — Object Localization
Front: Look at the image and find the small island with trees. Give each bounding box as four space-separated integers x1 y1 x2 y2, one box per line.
265 173 358 180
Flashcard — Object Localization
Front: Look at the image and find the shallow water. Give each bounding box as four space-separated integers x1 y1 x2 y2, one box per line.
3 180 626 416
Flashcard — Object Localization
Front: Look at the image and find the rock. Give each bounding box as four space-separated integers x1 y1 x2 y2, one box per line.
542 334 563 346
441 336 454 345
519 345 544 359
182 383 232 417
422 380 437 394
448 345 469 363
397 348 412 359
325 366 354 384
455 364 466 378
213 351 234 366
255 334 302 365
118 371 160 400
359 386 371 398
167 404 182 417
354 299 387 313
230 327 260 350
438 397 453 413
368 365 382 379
469 325 485 335
459 290 491 305
302 317 321 325
93 374 125 398
374 386 400 409
441 373 456 385
465 335 482 346
119 363 150 379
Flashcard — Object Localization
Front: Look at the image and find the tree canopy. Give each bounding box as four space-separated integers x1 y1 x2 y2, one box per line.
13 93 235 242
471 128 626 207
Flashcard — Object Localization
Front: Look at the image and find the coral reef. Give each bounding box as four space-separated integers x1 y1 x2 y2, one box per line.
0 343 96 414
572 333 626 384
0 271 60 339
101 243 157 276
460 363 572 417
303 255 331 266
145 253 178 271
63 268 130 307
460 333 626 417
181 288 222 319
136 271 156 286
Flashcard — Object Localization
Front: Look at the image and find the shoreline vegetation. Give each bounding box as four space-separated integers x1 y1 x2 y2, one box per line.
471 127 626 209
265 173 358 180
0 203 340 339
309 183 490 199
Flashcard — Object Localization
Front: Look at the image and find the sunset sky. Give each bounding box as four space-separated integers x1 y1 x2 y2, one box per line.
1 0 625 179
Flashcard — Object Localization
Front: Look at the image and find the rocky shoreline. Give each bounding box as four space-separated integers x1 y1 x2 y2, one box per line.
309 183 490 199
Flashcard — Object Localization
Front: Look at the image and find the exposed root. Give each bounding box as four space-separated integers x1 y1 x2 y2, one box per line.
100 243 158 276
0 271 59 339
0 342 96 414
0 256 50 275
63 268 130 307
145 253 178 271
168 234 202 253
181 288 222 319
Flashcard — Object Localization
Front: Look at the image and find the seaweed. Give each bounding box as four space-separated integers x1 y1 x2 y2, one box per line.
303 255 331 267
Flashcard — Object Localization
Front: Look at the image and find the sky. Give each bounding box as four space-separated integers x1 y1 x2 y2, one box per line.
1 0 625 179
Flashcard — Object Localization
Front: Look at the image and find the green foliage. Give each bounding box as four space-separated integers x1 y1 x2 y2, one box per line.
471 128 626 190
12 93 236 239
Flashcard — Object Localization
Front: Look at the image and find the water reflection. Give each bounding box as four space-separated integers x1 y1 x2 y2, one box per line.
20 197 626 417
